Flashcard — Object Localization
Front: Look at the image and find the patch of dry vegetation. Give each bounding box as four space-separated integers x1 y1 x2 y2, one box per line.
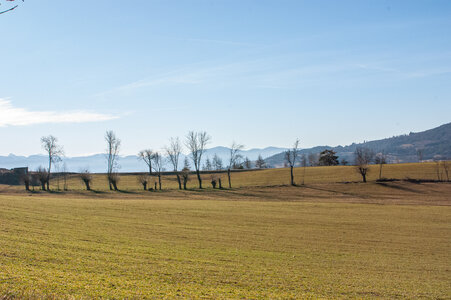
15 161 446 192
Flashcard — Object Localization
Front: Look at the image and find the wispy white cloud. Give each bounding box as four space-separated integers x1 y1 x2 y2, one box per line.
0 98 118 127
96 51 451 97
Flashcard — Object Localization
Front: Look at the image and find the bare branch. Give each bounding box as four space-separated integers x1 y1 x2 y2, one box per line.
105 130 121 190
354 147 374 183
138 149 154 175
185 131 211 189
41 135 64 191
285 139 300 186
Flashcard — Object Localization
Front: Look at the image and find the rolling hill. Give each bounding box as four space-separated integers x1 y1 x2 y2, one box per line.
265 122 451 167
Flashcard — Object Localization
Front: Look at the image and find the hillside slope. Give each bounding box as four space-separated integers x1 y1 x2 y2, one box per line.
266 122 451 167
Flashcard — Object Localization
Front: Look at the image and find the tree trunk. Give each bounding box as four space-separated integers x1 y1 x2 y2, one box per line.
143 182 147 190
379 164 383 180
227 168 232 188
25 182 30 191
113 181 118 191
196 170 202 189
290 166 295 186
158 174 162 190
84 181 91 191
47 159 52 191
41 181 46 191
218 178 222 189
183 179 187 190
176 174 182 190
362 173 367 183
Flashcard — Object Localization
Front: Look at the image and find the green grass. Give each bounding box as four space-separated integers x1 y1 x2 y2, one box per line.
0 182 450 298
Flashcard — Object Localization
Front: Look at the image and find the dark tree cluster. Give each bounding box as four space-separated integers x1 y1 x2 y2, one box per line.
319 149 339 166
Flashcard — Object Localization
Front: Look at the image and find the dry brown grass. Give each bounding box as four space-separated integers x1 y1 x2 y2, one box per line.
0 182 450 298
11 161 444 192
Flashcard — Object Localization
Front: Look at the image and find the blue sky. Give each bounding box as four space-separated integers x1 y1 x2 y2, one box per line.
1 0 450 156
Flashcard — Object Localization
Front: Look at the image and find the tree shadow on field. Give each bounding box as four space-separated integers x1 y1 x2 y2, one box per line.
300 184 374 199
88 190 107 194
376 182 421 193
116 190 139 194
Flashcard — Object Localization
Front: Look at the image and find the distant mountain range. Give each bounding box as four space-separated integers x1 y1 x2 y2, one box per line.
0 147 287 173
1 123 449 172
265 122 451 167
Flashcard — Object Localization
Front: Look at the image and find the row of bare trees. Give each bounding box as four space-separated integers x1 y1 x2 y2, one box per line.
25 130 253 191
21 133 449 192
282 140 398 184
108 130 248 191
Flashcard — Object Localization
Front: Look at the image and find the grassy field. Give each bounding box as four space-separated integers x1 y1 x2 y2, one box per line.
0 179 450 298
7 161 444 192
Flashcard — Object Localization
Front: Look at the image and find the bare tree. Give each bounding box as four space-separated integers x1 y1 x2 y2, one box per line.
138 149 154 175
21 173 31 191
0 0 23 15
212 154 223 170
80 169 93 191
210 175 218 189
105 130 121 190
30 173 39 191
285 139 300 186
137 174 150 190
36 166 48 190
41 135 64 191
181 157 190 190
165 137 183 190
152 152 164 190
227 142 244 188
109 173 120 191
374 152 387 180
255 155 266 169
354 147 374 183
185 131 211 189
308 152 319 166
243 157 252 169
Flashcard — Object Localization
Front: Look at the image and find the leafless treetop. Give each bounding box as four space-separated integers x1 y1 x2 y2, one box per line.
165 137 182 172
152 152 164 173
41 135 64 165
185 131 211 172
354 147 374 166
105 130 121 175
138 149 154 167
228 142 244 169
285 139 300 167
